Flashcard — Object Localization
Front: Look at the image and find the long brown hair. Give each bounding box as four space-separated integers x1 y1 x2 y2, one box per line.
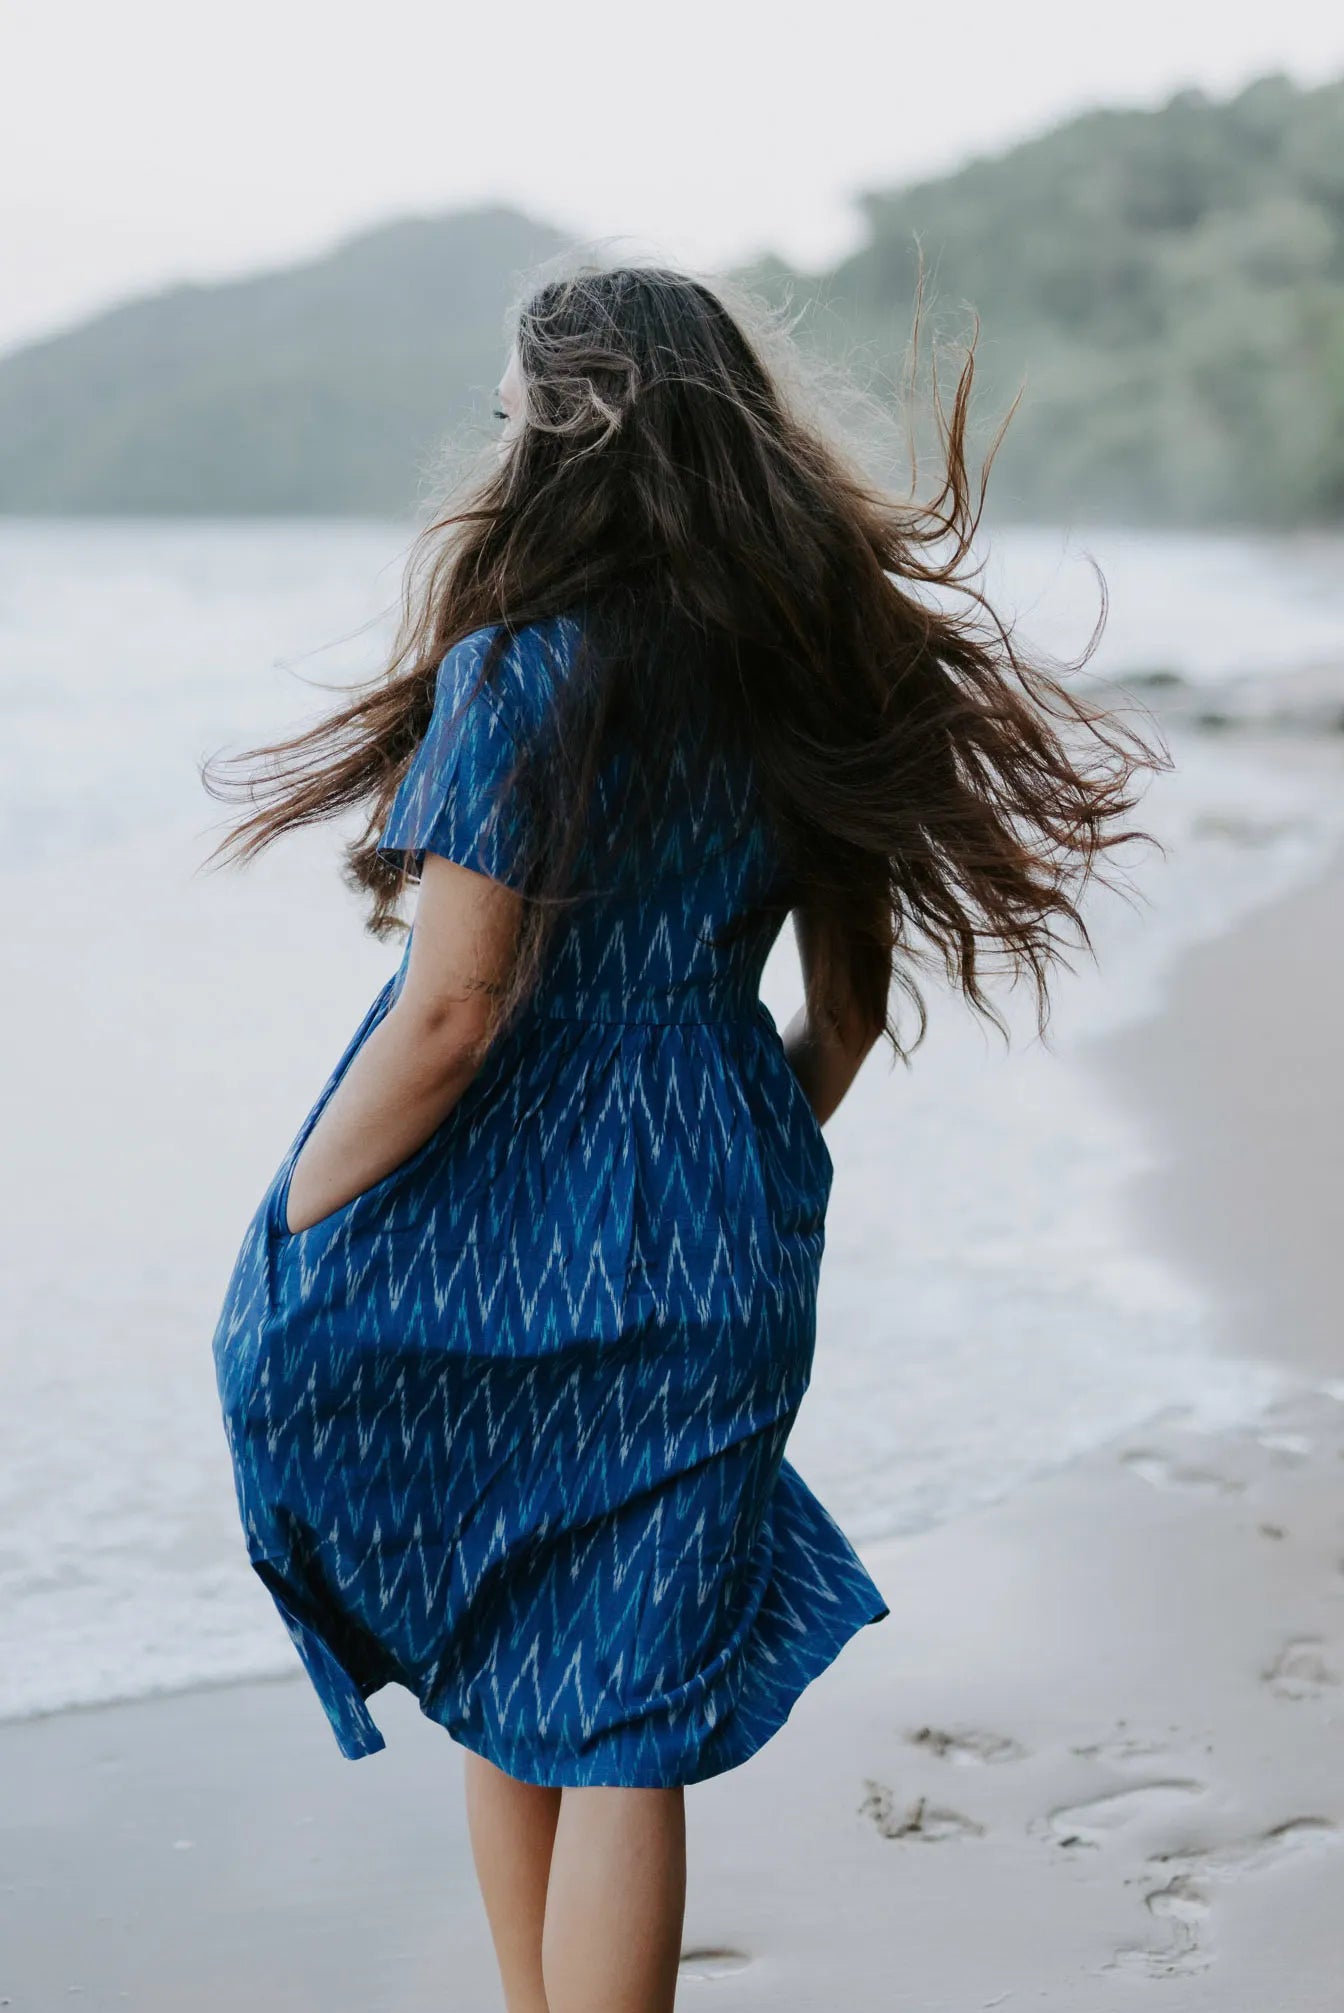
201 254 1166 1058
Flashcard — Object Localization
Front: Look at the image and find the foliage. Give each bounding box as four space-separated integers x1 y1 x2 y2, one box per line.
0 74 1339 523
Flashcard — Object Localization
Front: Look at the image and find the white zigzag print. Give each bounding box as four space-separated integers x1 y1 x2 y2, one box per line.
210 613 890 1785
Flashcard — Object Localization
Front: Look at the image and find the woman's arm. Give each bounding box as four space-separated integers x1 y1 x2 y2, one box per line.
780 906 881 1126
282 853 522 1234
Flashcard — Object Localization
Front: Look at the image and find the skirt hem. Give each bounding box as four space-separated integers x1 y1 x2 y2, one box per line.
410 1578 893 1787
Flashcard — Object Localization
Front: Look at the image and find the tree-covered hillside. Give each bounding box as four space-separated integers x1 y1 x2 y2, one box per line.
818 71 1344 525
0 207 569 514
0 72 1339 523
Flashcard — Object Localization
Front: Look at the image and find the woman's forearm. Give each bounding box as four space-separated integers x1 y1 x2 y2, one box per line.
282 999 489 1233
780 1004 874 1128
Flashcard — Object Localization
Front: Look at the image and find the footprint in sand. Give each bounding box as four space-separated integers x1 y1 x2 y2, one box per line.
1157 1815 1339 1877
1262 1637 1341 1699
1112 1817 1340 1978
907 1725 1027 1766
1113 1872 1212 1977
1036 1779 1206 1850
1119 1448 1244 1493
860 1780 985 1842
678 1949 751 1982
1070 1734 1175 1765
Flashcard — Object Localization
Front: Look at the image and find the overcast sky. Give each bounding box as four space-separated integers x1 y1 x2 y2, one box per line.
3 1 1340 357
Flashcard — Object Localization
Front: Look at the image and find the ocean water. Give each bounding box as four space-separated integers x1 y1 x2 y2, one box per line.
2 518 1342 1724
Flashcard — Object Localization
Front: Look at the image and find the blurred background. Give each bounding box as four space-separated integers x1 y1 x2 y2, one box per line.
1 0 1341 1804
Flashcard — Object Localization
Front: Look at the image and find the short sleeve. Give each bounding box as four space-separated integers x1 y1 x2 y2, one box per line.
376 631 531 890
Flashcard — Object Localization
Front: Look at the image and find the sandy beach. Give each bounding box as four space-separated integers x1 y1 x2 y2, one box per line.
3 836 1342 2010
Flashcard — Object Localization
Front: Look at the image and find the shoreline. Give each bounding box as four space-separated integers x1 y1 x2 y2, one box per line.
5 746 1344 2007
6 724 1343 1736
1086 826 1344 1384
10 792 1338 1738
6 1406 1341 2008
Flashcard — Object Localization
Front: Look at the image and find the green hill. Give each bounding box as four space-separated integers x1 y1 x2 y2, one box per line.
1 72 1340 524
0 207 570 514
816 71 1344 526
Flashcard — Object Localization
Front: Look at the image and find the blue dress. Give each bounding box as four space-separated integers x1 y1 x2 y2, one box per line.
211 612 889 1787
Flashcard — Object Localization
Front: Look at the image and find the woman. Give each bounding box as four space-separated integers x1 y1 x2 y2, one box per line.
205 261 1158 2012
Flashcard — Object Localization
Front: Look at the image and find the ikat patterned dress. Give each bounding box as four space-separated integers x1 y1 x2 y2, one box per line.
211 612 889 1787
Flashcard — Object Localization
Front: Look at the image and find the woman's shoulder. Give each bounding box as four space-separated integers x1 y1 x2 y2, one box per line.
437 612 585 746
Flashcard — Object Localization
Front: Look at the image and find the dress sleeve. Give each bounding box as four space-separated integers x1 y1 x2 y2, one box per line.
376 631 532 890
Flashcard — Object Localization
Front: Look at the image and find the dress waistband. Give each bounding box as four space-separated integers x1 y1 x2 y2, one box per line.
530 990 772 1029
389 957 773 1031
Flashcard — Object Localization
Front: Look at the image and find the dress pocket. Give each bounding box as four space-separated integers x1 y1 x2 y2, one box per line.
743 1032 835 1237
261 968 449 1246
779 1056 835 1187
268 1117 448 1244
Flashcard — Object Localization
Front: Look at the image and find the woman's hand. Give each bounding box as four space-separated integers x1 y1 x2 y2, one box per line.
283 853 522 1234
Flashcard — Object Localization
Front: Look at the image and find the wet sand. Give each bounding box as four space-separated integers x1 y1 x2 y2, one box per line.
3 858 1343 2011
1091 841 1344 1381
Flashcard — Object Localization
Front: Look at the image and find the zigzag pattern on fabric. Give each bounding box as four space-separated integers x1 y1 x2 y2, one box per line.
211 612 888 1785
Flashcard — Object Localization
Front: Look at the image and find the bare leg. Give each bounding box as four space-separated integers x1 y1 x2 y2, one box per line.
541 1786 686 2013
463 1750 562 2013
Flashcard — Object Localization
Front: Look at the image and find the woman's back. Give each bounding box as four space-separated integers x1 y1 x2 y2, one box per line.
385 613 791 1021
361 611 834 1330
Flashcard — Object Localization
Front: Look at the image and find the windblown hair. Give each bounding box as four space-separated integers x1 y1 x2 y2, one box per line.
202 254 1166 1058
